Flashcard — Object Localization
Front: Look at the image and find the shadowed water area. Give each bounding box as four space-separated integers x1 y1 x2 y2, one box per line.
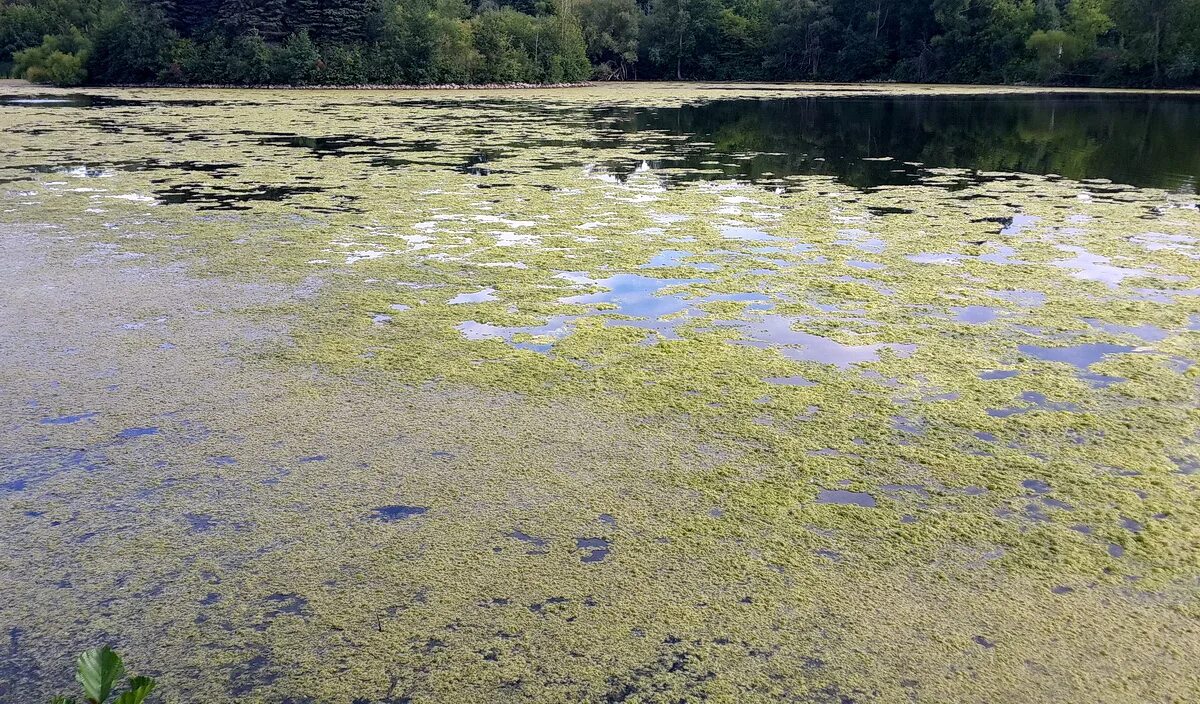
1 83 1199 703
600 93 1200 191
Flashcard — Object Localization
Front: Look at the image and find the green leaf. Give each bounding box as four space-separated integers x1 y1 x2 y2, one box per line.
113 676 156 704
75 647 124 704
50 697 77 704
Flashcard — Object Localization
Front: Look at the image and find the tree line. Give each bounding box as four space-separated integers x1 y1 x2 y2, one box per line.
1 0 1198 87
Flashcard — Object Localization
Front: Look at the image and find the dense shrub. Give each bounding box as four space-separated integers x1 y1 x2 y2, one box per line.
87 3 175 83
12 29 89 85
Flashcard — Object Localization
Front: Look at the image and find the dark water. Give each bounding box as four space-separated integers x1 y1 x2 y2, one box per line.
4 90 1199 193
598 94 1200 192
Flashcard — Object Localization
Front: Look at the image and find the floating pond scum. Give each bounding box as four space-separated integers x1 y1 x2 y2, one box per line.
1 83 1199 703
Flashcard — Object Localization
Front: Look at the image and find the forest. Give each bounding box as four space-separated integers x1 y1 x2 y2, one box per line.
1 0 1198 88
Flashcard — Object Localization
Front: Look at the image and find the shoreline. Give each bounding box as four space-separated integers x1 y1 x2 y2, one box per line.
3 78 1200 94
103 80 594 90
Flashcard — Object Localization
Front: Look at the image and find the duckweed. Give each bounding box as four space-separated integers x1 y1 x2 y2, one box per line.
1 83 1199 703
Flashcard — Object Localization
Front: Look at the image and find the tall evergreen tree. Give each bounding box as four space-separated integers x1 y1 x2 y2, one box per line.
219 0 287 38
296 0 374 41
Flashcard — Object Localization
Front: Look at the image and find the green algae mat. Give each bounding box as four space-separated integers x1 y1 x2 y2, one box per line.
1 83 1199 703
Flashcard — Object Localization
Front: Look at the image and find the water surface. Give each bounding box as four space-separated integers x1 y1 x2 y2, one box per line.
1 84 1198 703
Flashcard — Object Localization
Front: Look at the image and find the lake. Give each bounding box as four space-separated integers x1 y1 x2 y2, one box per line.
1 83 1198 703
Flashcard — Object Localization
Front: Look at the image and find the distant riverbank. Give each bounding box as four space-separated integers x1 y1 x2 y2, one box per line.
6 80 1200 99
96 81 594 91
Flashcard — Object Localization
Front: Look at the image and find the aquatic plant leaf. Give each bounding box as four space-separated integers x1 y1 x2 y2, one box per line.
113 677 155 704
50 697 77 704
75 647 124 704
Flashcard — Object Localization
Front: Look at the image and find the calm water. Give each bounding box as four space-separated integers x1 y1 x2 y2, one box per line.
3 91 1199 192
2 86 1199 702
596 94 1200 191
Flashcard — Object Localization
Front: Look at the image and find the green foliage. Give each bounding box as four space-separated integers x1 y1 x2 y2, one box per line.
544 1 592 81
473 9 537 81
113 676 156 704
472 4 589 82
24 48 88 84
1 3 57 69
578 0 640 77
229 32 273 83
318 42 367 83
296 0 373 41
367 0 475 82
1 0 1197 85
87 2 176 83
426 7 479 82
273 31 320 84
52 646 155 704
642 0 721 79
75 647 124 703
1027 29 1074 78
764 0 836 79
158 35 198 81
12 29 90 85
218 0 287 38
